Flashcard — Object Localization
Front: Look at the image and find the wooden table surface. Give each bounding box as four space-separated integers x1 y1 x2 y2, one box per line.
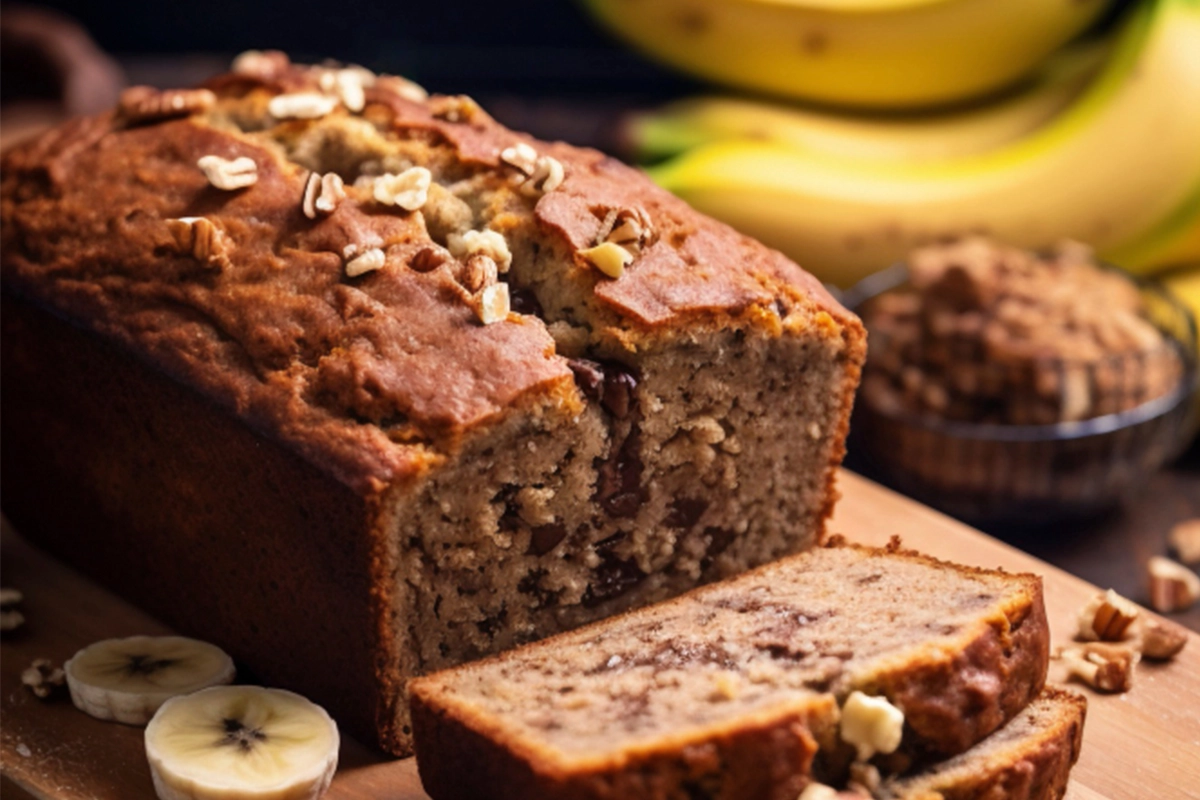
3 470 1198 800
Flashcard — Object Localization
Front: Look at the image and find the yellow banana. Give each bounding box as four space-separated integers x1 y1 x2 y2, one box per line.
582 0 1112 109
649 0 1200 288
626 39 1109 162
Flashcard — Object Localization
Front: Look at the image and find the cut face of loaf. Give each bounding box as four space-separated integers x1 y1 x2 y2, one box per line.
879 687 1086 800
408 542 1051 800
0 54 865 755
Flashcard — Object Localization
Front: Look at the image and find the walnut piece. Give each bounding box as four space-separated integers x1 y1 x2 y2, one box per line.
430 95 481 123
500 142 538 174
268 92 338 120
599 207 654 254
345 247 386 278
373 168 432 212
520 156 564 197
0 610 24 632
1060 642 1138 693
448 229 512 273
1168 518 1200 564
578 241 633 279
463 254 499 293
119 86 215 124
230 49 291 79
197 155 258 191
302 172 346 219
1076 588 1140 641
318 66 376 113
1148 556 1200 613
475 283 511 326
1138 616 1189 660
21 658 65 699
166 217 231 270
839 691 904 762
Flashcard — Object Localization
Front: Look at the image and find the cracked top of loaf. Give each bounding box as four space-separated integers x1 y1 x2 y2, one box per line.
0 52 857 493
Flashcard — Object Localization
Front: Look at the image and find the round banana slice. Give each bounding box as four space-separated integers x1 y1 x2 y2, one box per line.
65 635 236 724
145 685 339 800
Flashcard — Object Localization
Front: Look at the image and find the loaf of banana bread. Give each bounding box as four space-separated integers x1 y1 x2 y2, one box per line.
408 540 1051 799
0 53 865 755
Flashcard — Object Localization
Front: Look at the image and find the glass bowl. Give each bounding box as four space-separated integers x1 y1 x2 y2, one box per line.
841 263 1199 527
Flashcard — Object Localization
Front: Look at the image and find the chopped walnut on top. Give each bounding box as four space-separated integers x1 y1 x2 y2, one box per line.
315 65 377 113
166 217 231 270
500 143 538 174
597 206 654 254
118 86 216 124
474 283 511 326
578 242 633 280
448 229 512 273
499 142 565 197
230 49 292 79
372 167 432 212
345 247 387 278
197 155 258 191
268 92 340 120
302 172 347 219
430 95 481 124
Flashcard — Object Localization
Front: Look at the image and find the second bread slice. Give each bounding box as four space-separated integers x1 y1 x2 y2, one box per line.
409 540 1049 800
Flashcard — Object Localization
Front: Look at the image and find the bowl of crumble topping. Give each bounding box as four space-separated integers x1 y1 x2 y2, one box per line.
843 237 1198 526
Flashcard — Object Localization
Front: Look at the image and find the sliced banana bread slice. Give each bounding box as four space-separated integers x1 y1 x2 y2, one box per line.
878 687 1086 800
408 540 1050 800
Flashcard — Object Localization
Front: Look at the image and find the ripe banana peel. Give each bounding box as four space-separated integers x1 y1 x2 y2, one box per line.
649 0 1200 288
626 40 1108 163
583 0 1111 109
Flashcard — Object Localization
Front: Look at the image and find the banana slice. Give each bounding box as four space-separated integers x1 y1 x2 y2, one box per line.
145 685 339 800
65 635 236 724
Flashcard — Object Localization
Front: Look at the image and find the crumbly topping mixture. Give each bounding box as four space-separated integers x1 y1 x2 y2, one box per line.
861 237 1182 425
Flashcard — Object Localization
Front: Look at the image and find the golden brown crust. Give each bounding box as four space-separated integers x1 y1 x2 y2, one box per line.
0 58 860 495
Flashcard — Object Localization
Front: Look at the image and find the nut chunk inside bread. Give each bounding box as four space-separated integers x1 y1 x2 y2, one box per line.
0 53 864 755
408 542 1050 800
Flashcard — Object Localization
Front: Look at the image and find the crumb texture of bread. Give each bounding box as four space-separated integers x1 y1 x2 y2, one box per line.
879 688 1087 800
0 55 864 754
408 543 1050 799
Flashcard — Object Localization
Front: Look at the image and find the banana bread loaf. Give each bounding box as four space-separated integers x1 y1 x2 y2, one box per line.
0 53 865 755
408 540 1051 800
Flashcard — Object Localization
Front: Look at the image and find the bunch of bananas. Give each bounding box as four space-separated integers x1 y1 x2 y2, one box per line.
594 0 1200 296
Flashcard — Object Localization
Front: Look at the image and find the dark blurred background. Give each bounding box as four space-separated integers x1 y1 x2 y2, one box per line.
0 0 709 149
2 0 1137 148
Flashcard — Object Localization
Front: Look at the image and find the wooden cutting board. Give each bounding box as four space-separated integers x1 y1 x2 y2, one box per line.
2 470 1197 800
